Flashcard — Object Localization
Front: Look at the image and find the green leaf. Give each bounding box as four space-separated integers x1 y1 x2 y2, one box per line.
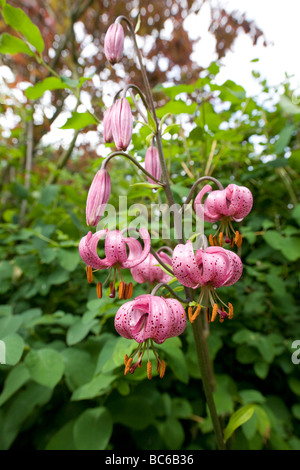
224 404 256 441
25 78 67 100
73 407 113 450
239 389 266 405
130 182 162 189
46 420 76 450
3 4 44 52
254 361 269 379
147 110 157 133
25 348 64 388
57 248 79 272
280 237 300 261
66 318 98 346
0 363 30 406
162 124 180 135
0 33 34 56
60 112 97 130
2 333 24 365
71 373 117 401
274 124 294 154
159 416 185 449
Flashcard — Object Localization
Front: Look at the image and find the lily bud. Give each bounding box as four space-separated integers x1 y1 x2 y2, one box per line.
103 105 114 143
86 169 111 226
145 146 162 184
112 98 133 151
104 23 124 64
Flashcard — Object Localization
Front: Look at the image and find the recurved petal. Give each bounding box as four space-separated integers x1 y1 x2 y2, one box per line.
194 185 221 222
114 300 135 339
121 227 151 269
79 230 109 269
226 184 253 220
222 249 243 286
172 240 203 288
164 298 187 338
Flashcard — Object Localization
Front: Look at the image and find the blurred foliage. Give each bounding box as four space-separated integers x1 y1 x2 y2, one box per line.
0 0 300 451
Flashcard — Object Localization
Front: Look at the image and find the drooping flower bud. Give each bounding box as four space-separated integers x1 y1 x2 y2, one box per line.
103 105 114 143
86 169 111 226
145 146 162 184
104 23 124 64
111 98 133 151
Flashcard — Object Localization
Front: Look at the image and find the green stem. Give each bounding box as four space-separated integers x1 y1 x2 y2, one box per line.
191 315 226 450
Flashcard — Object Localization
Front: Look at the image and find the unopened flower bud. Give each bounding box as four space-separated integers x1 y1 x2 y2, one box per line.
145 146 162 184
86 168 111 226
103 105 114 143
112 98 133 151
104 23 124 64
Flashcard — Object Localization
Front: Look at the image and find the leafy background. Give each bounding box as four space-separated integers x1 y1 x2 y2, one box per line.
0 0 299 450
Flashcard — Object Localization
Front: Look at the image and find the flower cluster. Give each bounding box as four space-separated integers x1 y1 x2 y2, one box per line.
78 17 254 380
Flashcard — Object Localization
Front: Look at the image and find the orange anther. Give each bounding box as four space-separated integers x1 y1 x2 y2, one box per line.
213 236 219 246
127 282 133 299
87 266 93 284
96 282 102 299
235 231 240 245
219 232 223 247
159 360 166 379
188 306 194 323
119 281 125 300
211 303 218 323
124 357 133 375
192 305 201 322
147 361 152 380
124 354 129 366
209 234 214 246
228 302 234 320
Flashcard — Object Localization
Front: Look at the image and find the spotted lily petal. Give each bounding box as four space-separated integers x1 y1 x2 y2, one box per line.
172 240 203 288
104 229 128 266
79 230 109 269
164 298 187 338
121 227 151 269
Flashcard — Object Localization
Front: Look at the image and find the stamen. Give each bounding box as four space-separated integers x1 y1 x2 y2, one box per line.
219 232 223 247
234 230 240 245
211 303 218 322
119 281 125 300
237 234 243 248
124 283 129 299
109 282 116 298
228 302 233 320
192 305 201 322
230 237 234 248
156 360 161 374
206 307 210 323
96 282 102 299
127 282 133 299
124 354 129 366
124 357 133 375
213 236 219 246
209 234 214 246
188 306 193 323
147 361 152 380
159 360 166 379
219 317 224 323
87 266 93 284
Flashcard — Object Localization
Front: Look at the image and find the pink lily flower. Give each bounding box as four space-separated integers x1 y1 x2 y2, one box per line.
172 240 242 323
130 251 172 285
86 169 111 226
79 228 151 298
111 98 133 151
104 23 124 64
145 146 162 184
194 183 253 247
114 294 187 378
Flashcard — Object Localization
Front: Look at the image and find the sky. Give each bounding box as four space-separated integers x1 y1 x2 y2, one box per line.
1 0 299 148
185 0 300 96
